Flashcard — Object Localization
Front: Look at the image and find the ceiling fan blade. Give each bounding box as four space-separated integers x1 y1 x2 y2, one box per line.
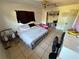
47 3 57 6
36 0 58 8
47 1 56 6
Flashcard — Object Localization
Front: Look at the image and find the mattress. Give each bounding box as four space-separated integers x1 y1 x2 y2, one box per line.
18 26 48 48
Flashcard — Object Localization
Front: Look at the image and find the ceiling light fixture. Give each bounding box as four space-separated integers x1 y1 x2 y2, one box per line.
41 0 48 8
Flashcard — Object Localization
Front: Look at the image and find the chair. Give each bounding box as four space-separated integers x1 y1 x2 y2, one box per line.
57 32 65 55
0 29 16 49
49 32 65 59
49 36 60 59
49 52 57 59
52 36 60 53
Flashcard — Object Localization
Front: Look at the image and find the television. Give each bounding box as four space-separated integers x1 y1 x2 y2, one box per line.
16 11 35 24
53 20 57 23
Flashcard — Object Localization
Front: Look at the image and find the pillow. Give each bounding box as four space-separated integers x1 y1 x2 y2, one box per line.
27 21 36 24
29 23 36 27
18 24 30 33
18 23 24 26
21 24 30 29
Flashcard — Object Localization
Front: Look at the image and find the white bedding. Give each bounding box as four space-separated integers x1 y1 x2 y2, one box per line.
17 25 48 48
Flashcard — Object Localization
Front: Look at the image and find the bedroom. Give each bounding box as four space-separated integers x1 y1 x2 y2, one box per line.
0 0 79 59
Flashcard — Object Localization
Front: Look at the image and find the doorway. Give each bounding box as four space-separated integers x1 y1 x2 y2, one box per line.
46 11 59 28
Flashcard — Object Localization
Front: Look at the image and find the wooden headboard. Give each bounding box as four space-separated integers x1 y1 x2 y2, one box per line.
16 11 35 24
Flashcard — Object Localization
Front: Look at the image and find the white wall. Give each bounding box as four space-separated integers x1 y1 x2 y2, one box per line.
56 4 79 31
41 4 79 32
0 2 42 31
41 9 47 24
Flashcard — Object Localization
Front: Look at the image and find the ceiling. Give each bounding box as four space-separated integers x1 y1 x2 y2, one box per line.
1 0 79 7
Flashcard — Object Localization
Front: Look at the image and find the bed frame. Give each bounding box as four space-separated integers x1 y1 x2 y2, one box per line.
31 32 48 49
18 32 48 49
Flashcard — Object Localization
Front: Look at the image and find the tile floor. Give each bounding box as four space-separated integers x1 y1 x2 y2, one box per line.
2 28 63 59
0 40 8 59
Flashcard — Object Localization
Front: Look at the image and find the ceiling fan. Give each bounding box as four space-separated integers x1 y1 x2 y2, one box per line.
40 0 57 8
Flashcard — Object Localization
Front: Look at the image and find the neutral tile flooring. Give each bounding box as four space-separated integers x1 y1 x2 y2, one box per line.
0 41 8 59
2 28 63 59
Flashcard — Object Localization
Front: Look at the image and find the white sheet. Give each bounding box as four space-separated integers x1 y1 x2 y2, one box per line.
18 26 48 48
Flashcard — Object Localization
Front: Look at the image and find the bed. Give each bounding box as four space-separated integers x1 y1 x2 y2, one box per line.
17 23 48 49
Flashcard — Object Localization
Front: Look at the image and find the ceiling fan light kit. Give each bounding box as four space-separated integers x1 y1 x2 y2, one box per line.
41 0 48 8
41 0 57 8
